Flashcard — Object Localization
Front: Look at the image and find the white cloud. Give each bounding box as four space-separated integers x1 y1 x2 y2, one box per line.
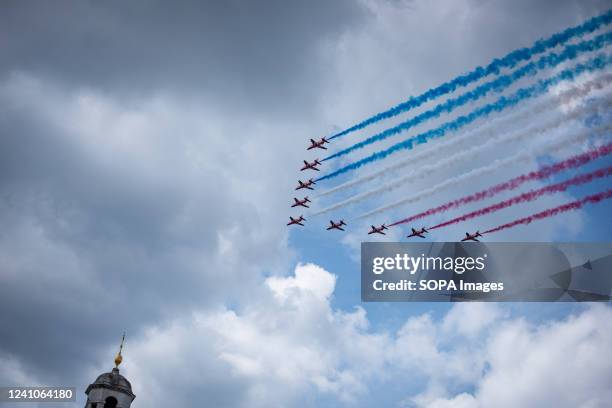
409 304 612 408
267 262 336 301
473 305 612 408
441 303 504 338
123 263 612 408
127 262 389 407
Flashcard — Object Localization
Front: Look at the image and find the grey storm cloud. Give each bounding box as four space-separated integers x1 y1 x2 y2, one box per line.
0 1 611 407
0 0 366 113
0 86 226 379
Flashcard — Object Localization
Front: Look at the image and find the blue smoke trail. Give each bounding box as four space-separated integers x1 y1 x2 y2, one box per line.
317 53 612 182
324 31 612 161
327 10 612 140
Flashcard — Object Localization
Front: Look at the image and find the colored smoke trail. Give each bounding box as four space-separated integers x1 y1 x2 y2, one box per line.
316 75 612 198
356 125 611 219
324 32 612 161
316 53 612 182
428 166 612 230
390 141 612 226
483 189 612 234
327 10 612 140
311 101 611 216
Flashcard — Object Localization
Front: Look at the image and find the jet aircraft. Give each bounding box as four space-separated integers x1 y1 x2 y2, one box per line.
287 215 306 226
407 227 428 238
461 231 482 242
307 137 329 150
295 179 315 190
368 224 388 235
291 197 311 208
327 220 346 231
300 159 321 171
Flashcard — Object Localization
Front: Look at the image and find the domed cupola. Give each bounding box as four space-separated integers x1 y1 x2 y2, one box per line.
84 334 136 408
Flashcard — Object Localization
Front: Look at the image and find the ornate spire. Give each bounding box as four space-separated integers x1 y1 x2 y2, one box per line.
114 332 125 368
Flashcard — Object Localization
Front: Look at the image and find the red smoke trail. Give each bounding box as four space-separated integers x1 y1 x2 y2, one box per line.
389 142 612 227
429 166 612 230
483 189 612 235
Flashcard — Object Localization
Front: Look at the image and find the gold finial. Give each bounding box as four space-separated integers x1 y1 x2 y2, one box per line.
114 332 125 368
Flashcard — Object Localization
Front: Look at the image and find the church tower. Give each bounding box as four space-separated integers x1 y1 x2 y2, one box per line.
84 334 136 408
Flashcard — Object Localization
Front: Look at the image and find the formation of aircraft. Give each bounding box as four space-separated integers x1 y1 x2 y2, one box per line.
301 159 321 171
461 231 482 242
291 197 311 208
368 224 388 235
407 227 428 238
289 135 487 240
327 220 346 231
288 137 326 229
287 215 305 226
307 137 329 150
295 179 315 190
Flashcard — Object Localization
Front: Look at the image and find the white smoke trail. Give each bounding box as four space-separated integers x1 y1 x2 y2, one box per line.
311 95 611 217
356 124 612 220
316 73 612 199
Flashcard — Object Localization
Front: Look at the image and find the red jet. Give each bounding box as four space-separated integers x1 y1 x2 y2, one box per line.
307 137 329 150
461 231 482 242
295 179 315 190
368 224 388 235
301 159 322 171
407 227 428 239
291 197 311 208
326 220 346 231
287 215 306 226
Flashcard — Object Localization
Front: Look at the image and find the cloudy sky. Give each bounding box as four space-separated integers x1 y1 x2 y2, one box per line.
0 1 611 407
